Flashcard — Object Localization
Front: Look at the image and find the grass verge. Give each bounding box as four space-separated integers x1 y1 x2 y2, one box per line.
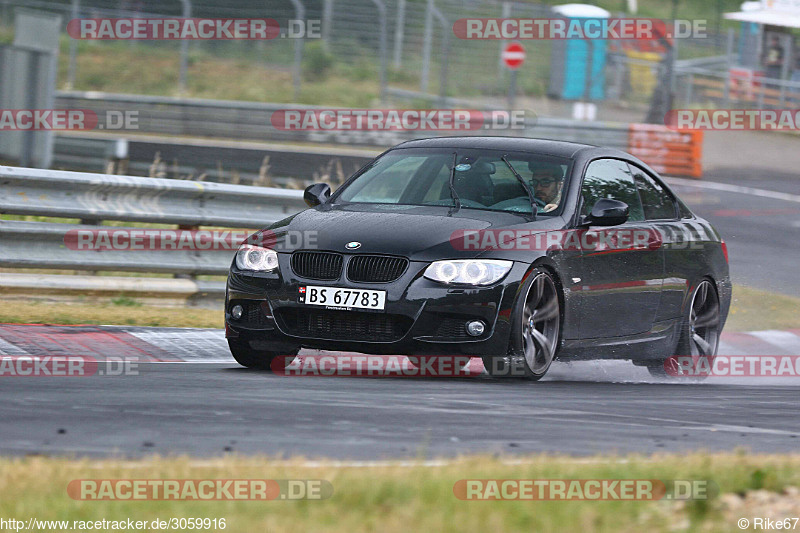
0 299 222 328
727 286 800 332
0 452 798 532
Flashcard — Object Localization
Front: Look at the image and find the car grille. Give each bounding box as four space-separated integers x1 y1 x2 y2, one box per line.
347 255 409 283
434 317 471 338
291 251 343 280
277 308 411 342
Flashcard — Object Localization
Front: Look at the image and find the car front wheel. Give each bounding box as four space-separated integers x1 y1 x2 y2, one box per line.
228 338 299 370
483 268 561 380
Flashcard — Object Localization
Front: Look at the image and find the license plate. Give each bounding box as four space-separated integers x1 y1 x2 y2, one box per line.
298 286 386 311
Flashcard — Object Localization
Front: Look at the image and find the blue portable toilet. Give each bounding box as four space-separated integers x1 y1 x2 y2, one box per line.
547 4 609 101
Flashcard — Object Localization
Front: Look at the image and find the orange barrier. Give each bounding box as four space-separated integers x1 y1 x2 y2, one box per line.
627 124 703 178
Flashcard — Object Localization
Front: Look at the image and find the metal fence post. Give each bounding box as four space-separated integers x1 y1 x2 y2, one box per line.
289 0 305 101
497 2 511 83
322 0 333 52
722 28 733 108
178 0 191 94
685 73 694 107
420 0 433 92
430 4 449 106
392 0 405 68
780 33 791 107
370 0 387 103
67 0 79 90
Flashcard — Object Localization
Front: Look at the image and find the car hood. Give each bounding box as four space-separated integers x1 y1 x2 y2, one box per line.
260 203 566 261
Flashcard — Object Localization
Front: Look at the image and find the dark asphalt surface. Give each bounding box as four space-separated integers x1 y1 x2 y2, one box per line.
668 177 800 296
0 363 798 459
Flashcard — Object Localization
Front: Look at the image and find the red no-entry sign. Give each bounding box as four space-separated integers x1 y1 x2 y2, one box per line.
502 42 526 70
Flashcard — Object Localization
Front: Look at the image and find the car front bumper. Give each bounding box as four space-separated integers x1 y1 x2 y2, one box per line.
224 255 528 356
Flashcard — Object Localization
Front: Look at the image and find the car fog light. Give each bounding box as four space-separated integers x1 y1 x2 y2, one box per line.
466 320 485 337
231 305 243 320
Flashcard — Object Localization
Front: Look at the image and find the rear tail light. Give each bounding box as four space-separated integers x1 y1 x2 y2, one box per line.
721 240 729 263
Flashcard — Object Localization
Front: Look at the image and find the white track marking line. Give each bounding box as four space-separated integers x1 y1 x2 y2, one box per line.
748 330 800 355
0 337 28 356
665 176 800 204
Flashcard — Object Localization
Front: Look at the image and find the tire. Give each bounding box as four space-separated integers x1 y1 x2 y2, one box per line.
483 267 561 380
228 338 298 370
646 279 721 379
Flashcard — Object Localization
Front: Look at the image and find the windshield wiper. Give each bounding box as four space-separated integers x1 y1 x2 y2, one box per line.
501 155 537 221
447 152 461 214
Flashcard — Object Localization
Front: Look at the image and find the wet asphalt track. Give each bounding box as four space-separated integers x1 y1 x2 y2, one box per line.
0 359 799 458
0 178 799 459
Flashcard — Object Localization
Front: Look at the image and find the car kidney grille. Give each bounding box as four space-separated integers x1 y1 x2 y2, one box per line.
347 255 408 283
277 308 411 342
291 251 343 280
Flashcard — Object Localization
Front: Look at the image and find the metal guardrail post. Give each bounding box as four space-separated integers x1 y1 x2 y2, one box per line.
178 0 191 94
66 0 79 90
370 0 387 104
289 0 305 101
392 0 405 68
20 51 42 168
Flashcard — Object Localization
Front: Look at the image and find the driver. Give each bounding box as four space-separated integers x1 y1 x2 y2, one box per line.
528 161 564 212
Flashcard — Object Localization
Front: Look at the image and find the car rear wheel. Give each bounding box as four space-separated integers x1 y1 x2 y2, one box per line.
228 338 299 370
647 279 720 379
483 268 561 380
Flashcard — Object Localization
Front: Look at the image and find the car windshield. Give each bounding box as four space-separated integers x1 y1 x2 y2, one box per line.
333 147 572 216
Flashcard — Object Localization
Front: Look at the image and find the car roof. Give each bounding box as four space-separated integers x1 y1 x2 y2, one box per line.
394 136 596 158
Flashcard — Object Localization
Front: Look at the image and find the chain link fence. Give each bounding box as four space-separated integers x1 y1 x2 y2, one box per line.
0 0 740 117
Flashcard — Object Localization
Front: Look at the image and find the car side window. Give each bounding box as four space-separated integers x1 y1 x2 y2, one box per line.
581 159 644 222
630 165 678 220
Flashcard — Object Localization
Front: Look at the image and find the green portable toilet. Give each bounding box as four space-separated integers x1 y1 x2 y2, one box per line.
548 4 609 100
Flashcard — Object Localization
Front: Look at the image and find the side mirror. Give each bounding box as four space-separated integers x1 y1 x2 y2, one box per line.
304 183 331 208
586 198 629 226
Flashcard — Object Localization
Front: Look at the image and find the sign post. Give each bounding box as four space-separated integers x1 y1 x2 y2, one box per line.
502 42 525 110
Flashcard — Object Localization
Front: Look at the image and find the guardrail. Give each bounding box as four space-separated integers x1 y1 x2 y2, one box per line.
0 165 305 227
0 166 307 305
54 91 704 178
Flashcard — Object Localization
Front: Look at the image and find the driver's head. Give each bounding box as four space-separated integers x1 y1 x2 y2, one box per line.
528 161 564 205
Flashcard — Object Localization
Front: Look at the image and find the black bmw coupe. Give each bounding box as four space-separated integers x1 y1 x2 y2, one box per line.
225 137 731 380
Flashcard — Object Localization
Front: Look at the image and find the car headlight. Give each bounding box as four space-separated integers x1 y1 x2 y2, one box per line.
235 244 279 272
424 260 512 285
